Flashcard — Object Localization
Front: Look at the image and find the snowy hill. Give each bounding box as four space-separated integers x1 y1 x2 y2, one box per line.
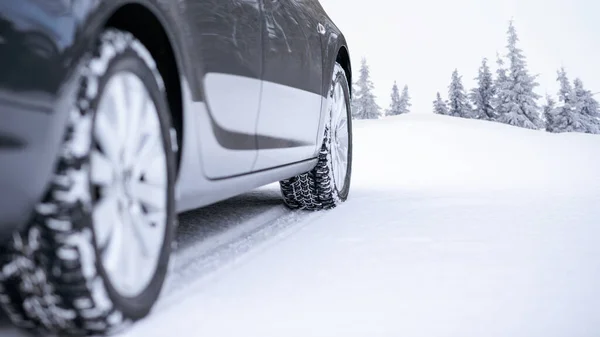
79 114 600 336
354 113 600 194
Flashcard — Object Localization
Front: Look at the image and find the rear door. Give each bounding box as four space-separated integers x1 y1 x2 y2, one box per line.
253 0 324 171
183 0 263 178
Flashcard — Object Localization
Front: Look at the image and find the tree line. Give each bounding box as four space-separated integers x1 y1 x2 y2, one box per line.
351 58 412 119
434 20 600 134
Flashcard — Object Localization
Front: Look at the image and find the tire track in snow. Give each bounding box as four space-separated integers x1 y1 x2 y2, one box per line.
0 185 322 336
147 186 325 315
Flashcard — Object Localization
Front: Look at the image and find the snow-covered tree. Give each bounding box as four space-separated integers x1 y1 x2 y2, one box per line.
433 92 449 115
447 69 472 118
495 20 543 129
573 78 600 122
470 58 496 120
492 52 510 120
352 57 381 119
549 68 589 133
573 78 600 133
398 85 412 114
542 94 556 132
386 81 402 116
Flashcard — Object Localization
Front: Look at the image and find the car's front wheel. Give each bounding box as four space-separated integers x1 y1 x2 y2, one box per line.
0 29 176 336
280 62 353 210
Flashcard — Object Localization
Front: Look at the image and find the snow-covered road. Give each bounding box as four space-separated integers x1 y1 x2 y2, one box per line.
4 114 600 337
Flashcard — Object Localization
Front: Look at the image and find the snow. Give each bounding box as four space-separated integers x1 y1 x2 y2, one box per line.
5 113 599 336
113 113 600 337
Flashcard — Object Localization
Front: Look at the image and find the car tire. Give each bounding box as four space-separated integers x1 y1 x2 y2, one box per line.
280 62 353 210
0 29 177 336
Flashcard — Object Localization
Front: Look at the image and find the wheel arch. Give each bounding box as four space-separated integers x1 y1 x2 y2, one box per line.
336 45 352 98
102 3 184 173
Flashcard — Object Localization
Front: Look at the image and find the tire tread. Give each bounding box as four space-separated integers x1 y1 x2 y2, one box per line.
280 64 352 211
0 29 168 336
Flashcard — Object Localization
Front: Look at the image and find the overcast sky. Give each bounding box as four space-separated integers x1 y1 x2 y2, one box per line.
319 0 600 114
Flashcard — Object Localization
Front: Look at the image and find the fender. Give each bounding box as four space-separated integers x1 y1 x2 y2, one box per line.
78 0 202 102
314 21 352 156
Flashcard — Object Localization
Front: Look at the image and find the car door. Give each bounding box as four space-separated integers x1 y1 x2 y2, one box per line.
253 0 324 171
182 0 263 178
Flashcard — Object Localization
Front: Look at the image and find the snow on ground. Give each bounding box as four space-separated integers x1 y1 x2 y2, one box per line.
4 113 600 337
114 113 600 337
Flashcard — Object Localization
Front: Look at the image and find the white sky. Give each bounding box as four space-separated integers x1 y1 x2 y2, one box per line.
319 0 600 114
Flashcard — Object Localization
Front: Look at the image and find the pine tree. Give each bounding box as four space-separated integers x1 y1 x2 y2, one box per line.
542 94 556 132
492 52 510 120
386 81 402 116
352 57 381 119
470 58 496 120
448 69 472 118
397 85 412 114
433 92 449 115
496 20 542 129
549 68 588 133
573 78 600 133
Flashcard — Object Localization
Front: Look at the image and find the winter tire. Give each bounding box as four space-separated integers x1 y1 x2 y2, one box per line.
0 29 177 336
280 63 353 210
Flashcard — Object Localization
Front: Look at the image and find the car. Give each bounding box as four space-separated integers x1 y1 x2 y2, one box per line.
0 0 353 335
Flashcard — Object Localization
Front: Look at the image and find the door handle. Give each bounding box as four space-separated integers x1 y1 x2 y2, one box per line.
317 23 326 35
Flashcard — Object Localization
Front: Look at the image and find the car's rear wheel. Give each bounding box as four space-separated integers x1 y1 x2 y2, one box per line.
0 29 176 336
280 62 353 210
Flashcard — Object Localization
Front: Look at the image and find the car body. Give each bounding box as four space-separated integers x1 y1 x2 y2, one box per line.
0 0 352 243
0 0 353 334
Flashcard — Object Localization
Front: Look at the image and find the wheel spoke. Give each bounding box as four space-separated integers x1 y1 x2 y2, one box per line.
335 85 344 119
138 102 159 136
120 216 138 291
91 149 114 187
138 151 167 186
129 180 166 210
132 205 165 259
337 144 348 163
132 133 163 178
129 205 151 257
123 77 148 166
92 195 119 248
101 208 125 274
125 75 145 121
331 89 340 122
144 209 167 228
337 100 345 123
336 161 344 188
337 128 348 146
94 110 122 162
109 76 129 144
337 116 348 133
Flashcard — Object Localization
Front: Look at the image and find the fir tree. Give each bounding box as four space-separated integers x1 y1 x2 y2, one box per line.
573 79 597 117
573 78 600 133
448 69 472 118
352 57 381 119
398 85 412 114
492 52 510 120
470 58 496 120
549 68 588 133
386 81 402 116
433 92 449 115
542 94 556 132
496 20 542 129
